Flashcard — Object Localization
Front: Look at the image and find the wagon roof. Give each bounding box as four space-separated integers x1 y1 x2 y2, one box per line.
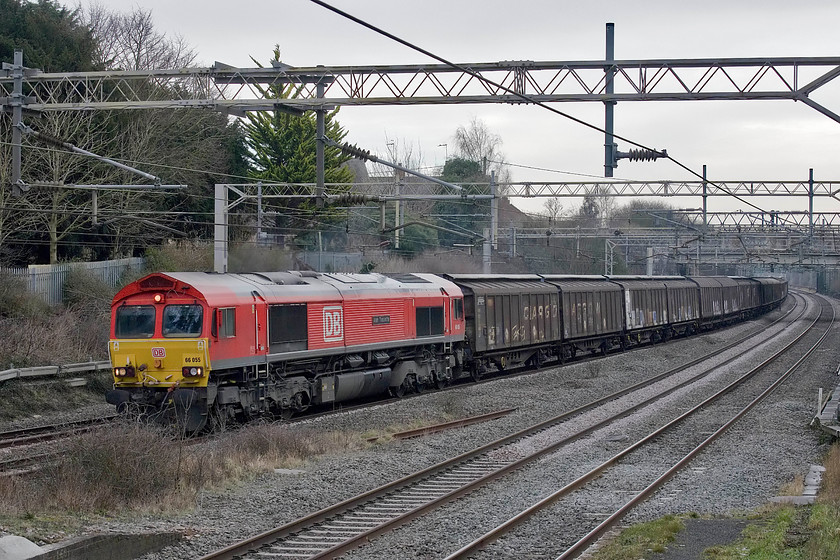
542 279 622 293
449 278 556 295
686 276 739 288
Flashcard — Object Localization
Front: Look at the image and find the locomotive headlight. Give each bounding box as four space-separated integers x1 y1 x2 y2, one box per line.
114 366 136 378
182 366 204 378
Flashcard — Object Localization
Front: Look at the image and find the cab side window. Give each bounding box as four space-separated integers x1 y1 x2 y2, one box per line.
453 298 464 320
219 307 236 338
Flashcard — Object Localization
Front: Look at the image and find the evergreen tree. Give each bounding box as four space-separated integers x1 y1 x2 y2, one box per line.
244 47 354 250
431 157 488 249
0 0 98 72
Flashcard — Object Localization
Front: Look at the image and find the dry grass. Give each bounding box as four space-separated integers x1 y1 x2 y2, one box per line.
228 245 294 272
143 241 213 273
778 474 806 497
819 442 840 506
0 309 109 369
0 420 363 519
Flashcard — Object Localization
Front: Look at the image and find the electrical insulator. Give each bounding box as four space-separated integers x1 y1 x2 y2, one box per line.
330 194 371 205
618 148 668 162
338 143 373 162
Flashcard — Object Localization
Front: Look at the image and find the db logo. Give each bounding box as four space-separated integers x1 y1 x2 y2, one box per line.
323 306 344 342
151 347 166 358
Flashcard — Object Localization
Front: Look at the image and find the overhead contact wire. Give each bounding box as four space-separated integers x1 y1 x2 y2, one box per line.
308 0 789 225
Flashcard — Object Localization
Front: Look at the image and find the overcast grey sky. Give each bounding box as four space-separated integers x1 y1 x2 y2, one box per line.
66 0 840 216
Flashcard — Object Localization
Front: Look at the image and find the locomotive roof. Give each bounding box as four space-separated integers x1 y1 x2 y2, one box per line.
115 271 461 306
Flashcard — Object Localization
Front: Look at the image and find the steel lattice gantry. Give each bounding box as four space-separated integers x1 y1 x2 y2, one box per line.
509 224 840 270
5 54 840 271
200 179 840 201
3 57 840 120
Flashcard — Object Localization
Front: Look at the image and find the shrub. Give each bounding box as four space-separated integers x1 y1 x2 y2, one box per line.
228 245 294 272
63 269 114 319
0 272 50 319
144 242 213 272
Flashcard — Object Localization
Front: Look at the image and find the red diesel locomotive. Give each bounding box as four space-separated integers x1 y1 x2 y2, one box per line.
107 271 466 432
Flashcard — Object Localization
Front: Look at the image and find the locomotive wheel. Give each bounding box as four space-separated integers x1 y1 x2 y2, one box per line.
433 371 449 389
280 408 295 421
389 384 406 398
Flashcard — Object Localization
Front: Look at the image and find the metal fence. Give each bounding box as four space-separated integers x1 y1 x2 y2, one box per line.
297 251 364 272
0 257 145 305
0 360 111 384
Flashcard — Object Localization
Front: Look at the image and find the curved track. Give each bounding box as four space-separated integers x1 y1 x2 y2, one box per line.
196 295 811 560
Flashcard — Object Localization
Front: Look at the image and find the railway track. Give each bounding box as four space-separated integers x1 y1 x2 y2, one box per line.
196 294 812 560
0 416 119 477
447 293 833 560
0 415 118 449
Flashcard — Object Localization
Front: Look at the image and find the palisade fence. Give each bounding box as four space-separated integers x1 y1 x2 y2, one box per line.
297 251 364 273
0 257 146 306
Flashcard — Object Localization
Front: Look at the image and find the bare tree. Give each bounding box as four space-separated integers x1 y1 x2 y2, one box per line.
75 4 238 259
86 3 197 70
452 116 511 184
542 198 565 226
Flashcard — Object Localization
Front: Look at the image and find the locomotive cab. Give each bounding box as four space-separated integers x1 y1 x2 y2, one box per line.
107 275 212 433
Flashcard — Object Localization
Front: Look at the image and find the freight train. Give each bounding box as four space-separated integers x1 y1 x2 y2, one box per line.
106 272 787 432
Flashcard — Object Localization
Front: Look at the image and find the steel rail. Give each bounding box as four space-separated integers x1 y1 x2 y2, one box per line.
0 450 63 477
443 294 829 560
198 298 801 560
0 415 119 449
366 408 517 442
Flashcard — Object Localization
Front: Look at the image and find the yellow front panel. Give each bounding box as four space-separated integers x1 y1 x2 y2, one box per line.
109 338 210 388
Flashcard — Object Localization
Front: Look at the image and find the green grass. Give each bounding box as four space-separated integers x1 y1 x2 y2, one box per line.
594 443 840 560
591 514 685 560
703 506 805 560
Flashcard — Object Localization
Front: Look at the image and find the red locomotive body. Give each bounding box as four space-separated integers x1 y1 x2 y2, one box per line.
107 271 465 432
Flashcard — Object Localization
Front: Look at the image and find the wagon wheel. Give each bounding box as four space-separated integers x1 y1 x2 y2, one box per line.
469 362 483 382
389 384 406 398
619 337 627 351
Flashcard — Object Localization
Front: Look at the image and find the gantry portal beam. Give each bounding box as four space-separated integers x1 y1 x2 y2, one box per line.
2 57 840 119
214 180 840 199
